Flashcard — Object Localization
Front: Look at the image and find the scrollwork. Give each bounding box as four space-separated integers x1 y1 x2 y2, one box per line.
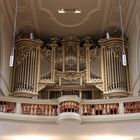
14 45 34 67
56 71 86 81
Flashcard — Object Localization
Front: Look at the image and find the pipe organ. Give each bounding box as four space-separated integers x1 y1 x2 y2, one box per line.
11 28 131 98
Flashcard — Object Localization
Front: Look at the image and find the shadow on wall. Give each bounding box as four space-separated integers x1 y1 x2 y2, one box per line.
138 30 140 73
138 30 140 95
0 25 5 96
0 29 3 75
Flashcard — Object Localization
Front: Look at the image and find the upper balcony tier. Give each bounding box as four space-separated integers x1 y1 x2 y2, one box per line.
0 95 140 123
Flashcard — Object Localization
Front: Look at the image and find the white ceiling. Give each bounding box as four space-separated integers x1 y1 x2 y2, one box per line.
0 120 140 140
15 0 136 39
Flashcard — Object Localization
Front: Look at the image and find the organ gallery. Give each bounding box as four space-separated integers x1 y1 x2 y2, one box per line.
11 26 131 99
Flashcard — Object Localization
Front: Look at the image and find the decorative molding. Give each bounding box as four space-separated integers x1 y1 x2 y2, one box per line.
38 0 102 28
56 71 86 81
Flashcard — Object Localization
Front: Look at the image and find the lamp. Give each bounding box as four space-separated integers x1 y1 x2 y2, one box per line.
106 32 110 39
118 0 127 66
9 0 19 67
58 9 81 14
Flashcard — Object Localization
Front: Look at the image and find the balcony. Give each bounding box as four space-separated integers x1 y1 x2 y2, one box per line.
0 96 140 123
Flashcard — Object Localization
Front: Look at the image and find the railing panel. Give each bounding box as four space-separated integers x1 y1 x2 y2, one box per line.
124 101 140 113
60 101 80 113
21 103 58 116
82 103 119 116
0 101 16 113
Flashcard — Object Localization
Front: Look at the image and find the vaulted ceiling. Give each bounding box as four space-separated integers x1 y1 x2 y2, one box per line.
14 0 136 39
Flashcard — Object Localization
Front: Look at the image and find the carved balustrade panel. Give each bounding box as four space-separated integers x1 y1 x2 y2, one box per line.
0 101 16 113
21 103 58 116
82 103 119 116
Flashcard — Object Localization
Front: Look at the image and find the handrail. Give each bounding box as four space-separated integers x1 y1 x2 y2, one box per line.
0 96 140 123
1 96 140 104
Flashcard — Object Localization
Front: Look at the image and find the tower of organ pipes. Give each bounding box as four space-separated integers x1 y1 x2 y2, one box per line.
99 38 130 97
11 26 131 99
98 27 131 97
11 31 43 97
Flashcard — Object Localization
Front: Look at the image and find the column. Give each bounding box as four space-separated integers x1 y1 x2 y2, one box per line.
16 102 21 114
118 102 124 114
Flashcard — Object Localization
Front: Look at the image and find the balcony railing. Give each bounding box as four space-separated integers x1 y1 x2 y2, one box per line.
0 96 140 123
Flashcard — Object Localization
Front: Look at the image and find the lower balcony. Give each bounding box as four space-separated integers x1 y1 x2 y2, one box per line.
0 96 140 123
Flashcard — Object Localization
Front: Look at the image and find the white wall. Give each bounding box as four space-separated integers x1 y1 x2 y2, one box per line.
0 1 16 96
128 0 140 96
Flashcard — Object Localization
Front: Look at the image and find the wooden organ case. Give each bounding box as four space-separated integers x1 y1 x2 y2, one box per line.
11 29 131 99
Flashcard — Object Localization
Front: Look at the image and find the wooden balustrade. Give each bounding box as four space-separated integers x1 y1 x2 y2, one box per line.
82 103 119 116
124 101 140 113
21 103 58 116
0 101 16 113
0 97 140 121
60 101 80 113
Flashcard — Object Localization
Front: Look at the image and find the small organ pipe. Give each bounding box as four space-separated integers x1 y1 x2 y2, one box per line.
30 50 33 91
103 48 106 92
120 61 123 90
108 50 110 90
113 52 117 89
111 50 114 89
21 61 24 89
115 57 118 89
32 49 36 92
118 57 121 90
18 62 21 90
23 58 26 90
27 54 30 90
77 45 79 72
24 57 27 90
106 50 110 91
62 45 65 72
17 65 20 90
36 48 40 93
14 65 18 90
